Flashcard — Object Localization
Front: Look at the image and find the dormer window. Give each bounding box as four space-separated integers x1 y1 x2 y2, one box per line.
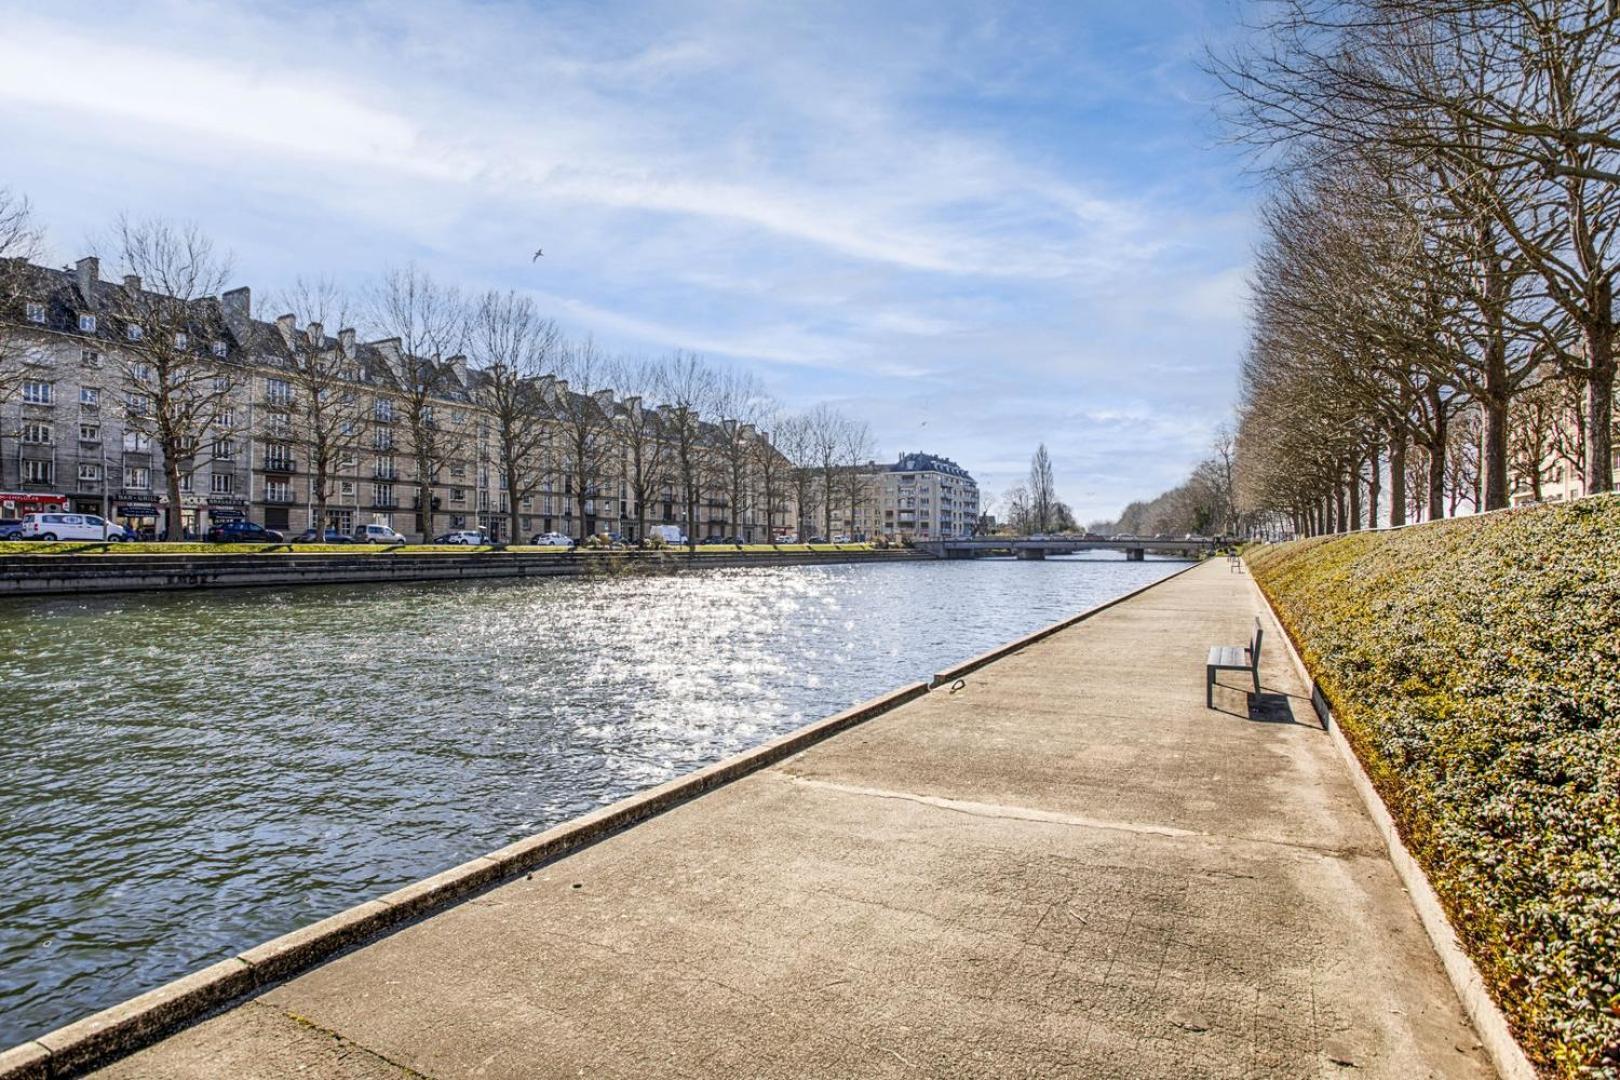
25 301 45 323
211 340 228 358
126 324 143 341
79 314 97 333
174 332 188 349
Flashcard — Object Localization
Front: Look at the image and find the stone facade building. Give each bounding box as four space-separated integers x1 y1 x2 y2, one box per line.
829 451 980 541
0 256 793 542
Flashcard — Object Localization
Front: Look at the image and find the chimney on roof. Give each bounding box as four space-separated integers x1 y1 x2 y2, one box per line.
552 379 569 400
222 287 251 337
123 274 141 292
446 354 467 382
307 322 323 348
593 388 614 411
622 395 641 416
75 256 99 305
372 337 403 379
338 328 356 358
275 313 296 346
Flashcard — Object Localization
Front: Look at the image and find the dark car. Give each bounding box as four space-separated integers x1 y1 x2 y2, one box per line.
0 518 23 540
206 520 284 543
293 528 353 544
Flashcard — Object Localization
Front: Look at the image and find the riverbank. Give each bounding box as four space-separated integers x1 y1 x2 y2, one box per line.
6 560 1490 1078
0 545 928 596
1248 496 1620 1077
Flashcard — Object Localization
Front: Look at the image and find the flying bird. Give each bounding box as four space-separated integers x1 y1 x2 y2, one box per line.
532 248 544 261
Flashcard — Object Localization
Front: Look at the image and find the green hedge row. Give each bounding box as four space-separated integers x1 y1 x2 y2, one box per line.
1248 498 1620 1078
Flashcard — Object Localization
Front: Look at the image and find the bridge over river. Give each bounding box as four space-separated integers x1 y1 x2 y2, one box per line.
921 536 1224 560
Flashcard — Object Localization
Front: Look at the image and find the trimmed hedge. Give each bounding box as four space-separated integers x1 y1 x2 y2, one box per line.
1248 497 1620 1077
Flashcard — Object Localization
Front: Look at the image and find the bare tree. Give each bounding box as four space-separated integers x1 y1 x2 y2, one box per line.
1028 443 1058 533
0 188 44 406
838 416 875 539
712 369 772 541
273 280 370 538
102 217 234 541
367 266 468 540
656 351 719 548
470 290 561 543
611 357 671 544
773 412 820 541
805 403 847 540
552 337 618 541
751 410 791 544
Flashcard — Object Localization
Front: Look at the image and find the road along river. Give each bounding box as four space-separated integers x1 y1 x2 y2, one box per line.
0 555 1184 1047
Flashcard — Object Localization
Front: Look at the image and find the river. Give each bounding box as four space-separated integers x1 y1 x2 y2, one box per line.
0 555 1183 1047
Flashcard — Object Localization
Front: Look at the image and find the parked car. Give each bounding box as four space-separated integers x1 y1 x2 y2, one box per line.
529 531 575 548
831 534 851 544
648 525 687 545
205 520 284 543
775 533 798 544
21 512 134 542
0 518 24 540
292 528 353 544
434 530 489 545
352 523 407 544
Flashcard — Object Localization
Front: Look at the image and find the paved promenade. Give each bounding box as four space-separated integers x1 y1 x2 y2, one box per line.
95 562 1490 1079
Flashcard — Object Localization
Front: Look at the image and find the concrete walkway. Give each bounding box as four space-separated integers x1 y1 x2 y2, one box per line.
95 562 1490 1079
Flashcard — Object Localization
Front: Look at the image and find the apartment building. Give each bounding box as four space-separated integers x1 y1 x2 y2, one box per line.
829 451 980 541
0 256 792 542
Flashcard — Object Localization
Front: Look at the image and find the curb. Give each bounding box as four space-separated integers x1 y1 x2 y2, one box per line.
929 559 1202 687
1247 570 1538 1080
0 679 930 1079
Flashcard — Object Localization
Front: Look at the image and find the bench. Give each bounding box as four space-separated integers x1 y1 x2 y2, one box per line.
1207 617 1262 708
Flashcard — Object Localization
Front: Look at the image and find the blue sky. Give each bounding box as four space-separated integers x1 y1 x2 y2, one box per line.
0 0 1254 523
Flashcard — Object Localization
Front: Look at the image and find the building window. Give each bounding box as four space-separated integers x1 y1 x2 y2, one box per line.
126 324 143 341
450 487 466 504
373 428 393 451
22 460 53 485
213 375 231 392
266 480 292 503
125 392 152 417
373 399 393 422
123 432 152 452
211 473 234 494
21 422 51 444
212 341 228 358
80 424 100 442
25 301 45 323
264 443 295 470
131 363 152 382
22 380 52 404
213 438 236 460
373 483 393 506
124 466 150 490
78 463 102 483
179 473 193 493
215 409 235 429
174 332 188 349
264 412 291 437
266 377 292 405
339 481 356 497
78 314 96 333
80 348 101 367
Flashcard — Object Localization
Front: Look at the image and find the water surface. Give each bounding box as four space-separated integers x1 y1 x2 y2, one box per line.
0 556 1182 1046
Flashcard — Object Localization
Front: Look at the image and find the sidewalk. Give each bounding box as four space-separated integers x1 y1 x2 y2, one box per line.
94 561 1490 1078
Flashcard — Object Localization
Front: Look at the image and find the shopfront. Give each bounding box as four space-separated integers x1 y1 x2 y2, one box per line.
0 492 69 519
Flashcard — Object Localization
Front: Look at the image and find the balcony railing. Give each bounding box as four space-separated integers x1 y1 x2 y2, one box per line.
262 457 298 473
263 492 295 505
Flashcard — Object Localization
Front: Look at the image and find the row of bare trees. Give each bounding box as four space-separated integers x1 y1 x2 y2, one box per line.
0 201 881 542
1214 1 1620 534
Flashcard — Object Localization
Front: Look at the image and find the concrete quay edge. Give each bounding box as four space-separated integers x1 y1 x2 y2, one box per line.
1248 566 1538 1080
0 560 1211 1079
928 559 1201 688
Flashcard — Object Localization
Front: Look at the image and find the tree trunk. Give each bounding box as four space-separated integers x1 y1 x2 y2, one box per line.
164 456 184 542
1334 483 1347 533
1480 394 1510 511
419 477 433 540
1584 320 1615 494
1348 464 1362 533
506 476 521 544
314 461 328 539
1388 429 1407 527
1426 442 1446 522
1367 441 1381 529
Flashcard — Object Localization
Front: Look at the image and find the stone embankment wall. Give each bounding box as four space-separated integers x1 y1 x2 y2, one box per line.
1247 495 1620 1078
0 549 933 597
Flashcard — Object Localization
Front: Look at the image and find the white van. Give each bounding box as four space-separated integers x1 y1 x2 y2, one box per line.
649 525 688 545
353 523 406 544
20 512 129 542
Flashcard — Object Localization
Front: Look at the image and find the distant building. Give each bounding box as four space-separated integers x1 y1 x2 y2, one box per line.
829 451 979 541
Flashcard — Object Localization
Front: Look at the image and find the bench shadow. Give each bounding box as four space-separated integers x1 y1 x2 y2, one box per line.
1209 686 1318 727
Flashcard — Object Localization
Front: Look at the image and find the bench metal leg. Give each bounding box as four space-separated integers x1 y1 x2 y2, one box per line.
1206 666 1215 709
1252 666 1261 695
